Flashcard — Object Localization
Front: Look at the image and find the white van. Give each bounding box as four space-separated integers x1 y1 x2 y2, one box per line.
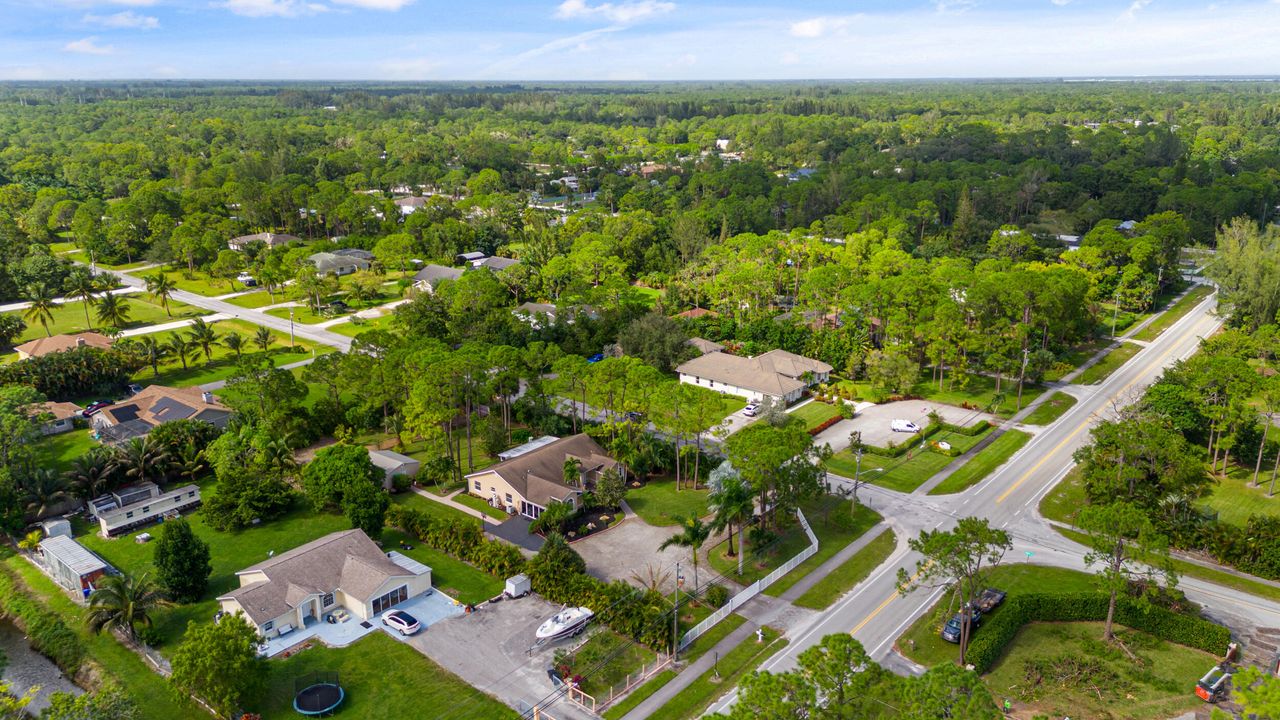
891 419 921 433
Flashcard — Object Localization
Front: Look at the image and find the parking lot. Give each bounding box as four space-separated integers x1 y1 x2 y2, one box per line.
408 594 597 720
811 399 996 452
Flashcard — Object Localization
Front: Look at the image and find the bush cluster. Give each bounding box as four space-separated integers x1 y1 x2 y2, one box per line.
964 592 1230 674
1164 513 1280 582
0 347 136 401
0 567 84 674
864 423 942 457
385 505 525 579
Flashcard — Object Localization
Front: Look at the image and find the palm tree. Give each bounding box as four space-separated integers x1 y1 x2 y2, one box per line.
253 326 274 352
144 273 177 317
95 292 132 331
133 335 168 377
172 442 206 484
186 318 220 364
116 436 170 487
85 572 168 643
164 334 192 370
63 268 100 329
709 475 755 577
22 283 58 337
659 515 712 593
21 469 72 519
223 332 245 359
65 450 118 500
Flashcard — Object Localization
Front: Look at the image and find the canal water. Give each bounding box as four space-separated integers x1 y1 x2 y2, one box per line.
0 619 82 715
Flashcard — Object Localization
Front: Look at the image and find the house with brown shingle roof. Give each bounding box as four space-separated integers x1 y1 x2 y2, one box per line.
687 337 724 356
672 307 719 321
227 232 300 252
218 529 433 639
15 332 113 360
465 434 616 519
26 401 83 435
91 385 232 443
675 349 831 405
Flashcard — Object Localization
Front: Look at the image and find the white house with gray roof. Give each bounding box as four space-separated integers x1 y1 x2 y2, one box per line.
218 529 433 640
675 348 831 405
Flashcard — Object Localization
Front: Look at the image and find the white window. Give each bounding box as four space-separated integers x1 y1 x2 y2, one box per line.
263 621 274 632
322 593 335 608
473 480 481 491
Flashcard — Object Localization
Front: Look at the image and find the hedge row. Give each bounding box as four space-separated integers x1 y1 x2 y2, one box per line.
386 505 526 579
939 420 993 437
965 592 1230 673
807 414 844 437
0 564 84 675
863 423 942 457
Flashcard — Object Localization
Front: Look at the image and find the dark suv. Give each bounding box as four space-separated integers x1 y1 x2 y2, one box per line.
940 607 983 644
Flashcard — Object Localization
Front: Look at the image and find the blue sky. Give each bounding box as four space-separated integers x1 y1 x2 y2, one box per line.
2 0 1280 80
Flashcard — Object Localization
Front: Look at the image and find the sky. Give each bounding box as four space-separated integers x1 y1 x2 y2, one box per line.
2 0 1280 80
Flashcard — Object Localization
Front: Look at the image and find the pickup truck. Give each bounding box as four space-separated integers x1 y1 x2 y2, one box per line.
975 588 1007 613
940 607 982 644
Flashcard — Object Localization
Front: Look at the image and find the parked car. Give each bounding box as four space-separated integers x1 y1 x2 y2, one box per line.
82 401 111 418
940 607 983 644
742 402 760 417
125 383 144 396
890 419 920 433
381 609 421 636
623 411 644 422
236 273 258 287
587 353 605 363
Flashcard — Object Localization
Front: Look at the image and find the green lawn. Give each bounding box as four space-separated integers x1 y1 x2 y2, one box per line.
564 628 659 698
453 492 510 520
63 251 150 271
603 670 674 720
928 430 1032 496
626 476 711 526
391 490 476 523
140 269 240 297
786 401 844 432
1132 285 1214 342
33 429 99 473
2 551 201 720
259 632 517 720
1198 465 1280 526
705 496 878 590
683 613 746 663
1078 341 1141 385
646 627 786 720
792 528 898 610
984 622 1212 720
1038 467 1087 525
264 290 397 325
380 527 502 605
7 296 206 343
126 319 331 388
835 375 1047 419
1042 338 1110 382
825 425 994 493
329 313 398 338
1022 392 1077 425
897 565 1098 668
224 290 285 309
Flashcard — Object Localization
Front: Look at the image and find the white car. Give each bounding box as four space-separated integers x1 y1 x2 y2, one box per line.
891 419 921 433
381 609 421 636
742 403 760 417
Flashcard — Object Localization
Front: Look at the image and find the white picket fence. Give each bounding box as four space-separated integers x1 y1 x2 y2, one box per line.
679 509 818 650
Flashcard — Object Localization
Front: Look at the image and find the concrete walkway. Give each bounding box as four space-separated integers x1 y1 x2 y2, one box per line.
410 486 501 526
0 286 141 313
118 313 230 337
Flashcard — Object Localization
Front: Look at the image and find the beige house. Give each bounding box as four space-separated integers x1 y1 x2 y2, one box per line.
91 385 232 444
465 434 616 519
218 529 433 639
27 401 82 435
676 348 832 405
228 232 299 252
15 332 113 360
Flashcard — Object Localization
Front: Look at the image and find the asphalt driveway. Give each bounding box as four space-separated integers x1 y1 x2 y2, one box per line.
811 399 996 451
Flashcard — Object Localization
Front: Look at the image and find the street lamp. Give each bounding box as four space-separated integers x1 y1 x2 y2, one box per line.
289 308 295 348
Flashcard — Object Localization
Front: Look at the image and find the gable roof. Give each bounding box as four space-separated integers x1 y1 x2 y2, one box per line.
475 256 519 271
309 252 368 274
16 332 113 358
97 385 229 431
516 302 557 316
219 529 422 624
672 307 719 320
467 434 616 508
27 401 83 422
675 351 807 398
229 232 298 248
369 449 418 470
412 264 464 287
687 337 724 356
754 349 833 378
39 535 109 577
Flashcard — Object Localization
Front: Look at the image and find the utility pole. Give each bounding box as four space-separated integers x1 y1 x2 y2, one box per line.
289 307 296 348
1111 288 1121 339
672 561 681 662
1017 347 1030 412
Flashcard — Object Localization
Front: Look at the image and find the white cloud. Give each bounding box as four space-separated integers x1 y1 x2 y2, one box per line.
54 0 157 6
1122 0 1153 19
790 16 852 38
934 0 976 13
1050 0 1071 5
63 37 114 54
665 52 696 68
220 0 326 16
554 0 675 24
330 0 414 10
83 11 159 29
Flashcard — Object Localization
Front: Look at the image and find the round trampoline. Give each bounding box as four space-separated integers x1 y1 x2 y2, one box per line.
292 672 345 716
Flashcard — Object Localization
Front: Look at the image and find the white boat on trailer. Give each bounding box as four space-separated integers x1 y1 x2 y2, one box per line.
536 606 594 642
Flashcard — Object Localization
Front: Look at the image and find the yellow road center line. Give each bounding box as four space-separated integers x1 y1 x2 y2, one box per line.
995 306 1213 504
851 565 928 635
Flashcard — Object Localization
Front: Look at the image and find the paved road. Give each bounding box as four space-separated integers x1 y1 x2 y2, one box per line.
86 265 353 351
704 287 1280 715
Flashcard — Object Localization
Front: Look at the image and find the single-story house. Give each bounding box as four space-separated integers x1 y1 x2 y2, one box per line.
368 449 420 489
514 302 557 328
27 401 82 435
687 337 724 356
675 349 832 405
455 252 486 265
90 482 202 537
308 251 370 277
38 535 111 597
474 256 520 272
217 529 433 639
393 196 429 216
228 232 299 252
333 248 375 262
672 307 719 321
496 435 560 462
412 264 464 294
91 385 232 444
15 332 113 360
465 434 616 519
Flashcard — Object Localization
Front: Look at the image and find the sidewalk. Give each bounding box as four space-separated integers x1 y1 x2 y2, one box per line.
119 313 229 337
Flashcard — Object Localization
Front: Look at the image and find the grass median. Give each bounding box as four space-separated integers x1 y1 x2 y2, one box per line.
1132 285 1214 342
1022 392 1077 426
1078 341 1141 385
928 430 1032 496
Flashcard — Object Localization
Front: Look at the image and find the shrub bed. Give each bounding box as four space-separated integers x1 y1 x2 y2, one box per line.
863 423 941 458
386 505 525 578
807 415 843 436
0 564 84 674
966 592 1230 674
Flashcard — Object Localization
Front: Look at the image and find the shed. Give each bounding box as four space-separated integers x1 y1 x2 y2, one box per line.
369 449 421 489
39 535 111 597
39 518 72 539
